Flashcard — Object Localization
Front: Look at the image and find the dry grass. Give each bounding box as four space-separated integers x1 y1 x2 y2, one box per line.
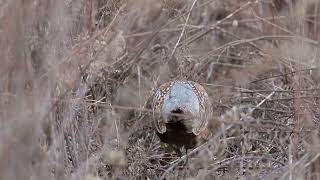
1 0 320 179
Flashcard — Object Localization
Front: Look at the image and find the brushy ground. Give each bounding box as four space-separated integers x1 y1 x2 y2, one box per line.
1 0 320 179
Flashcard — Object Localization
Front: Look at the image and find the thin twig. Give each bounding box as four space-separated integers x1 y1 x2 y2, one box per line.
178 1 256 49
250 68 318 83
170 0 198 58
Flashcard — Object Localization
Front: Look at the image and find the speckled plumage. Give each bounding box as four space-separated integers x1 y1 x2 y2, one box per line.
152 80 212 152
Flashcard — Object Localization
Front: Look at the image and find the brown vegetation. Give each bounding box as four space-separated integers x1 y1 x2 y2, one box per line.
0 0 320 179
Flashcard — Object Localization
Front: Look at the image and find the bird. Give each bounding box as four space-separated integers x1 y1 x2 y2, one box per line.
151 80 212 155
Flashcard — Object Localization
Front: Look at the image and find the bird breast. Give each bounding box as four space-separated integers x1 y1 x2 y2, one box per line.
152 81 211 136
162 82 200 121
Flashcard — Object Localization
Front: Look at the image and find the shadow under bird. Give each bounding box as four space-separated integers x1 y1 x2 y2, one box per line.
152 80 212 155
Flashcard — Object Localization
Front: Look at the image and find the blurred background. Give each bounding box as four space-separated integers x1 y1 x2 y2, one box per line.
1 0 320 179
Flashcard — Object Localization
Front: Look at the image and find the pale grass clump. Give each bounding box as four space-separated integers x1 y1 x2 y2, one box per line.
1 0 320 179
